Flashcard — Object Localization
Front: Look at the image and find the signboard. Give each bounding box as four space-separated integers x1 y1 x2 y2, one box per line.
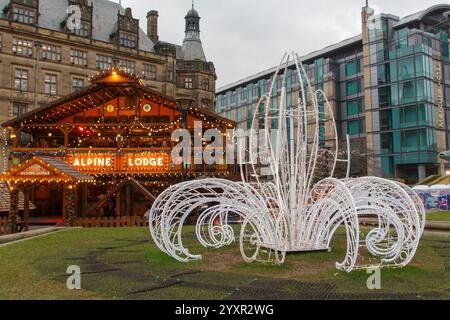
66 153 169 173
18 164 53 177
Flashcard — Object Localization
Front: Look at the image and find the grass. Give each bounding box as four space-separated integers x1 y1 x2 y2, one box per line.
427 211 450 222
0 227 449 300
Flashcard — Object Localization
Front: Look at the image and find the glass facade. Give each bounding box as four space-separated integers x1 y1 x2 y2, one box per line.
216 5 450 184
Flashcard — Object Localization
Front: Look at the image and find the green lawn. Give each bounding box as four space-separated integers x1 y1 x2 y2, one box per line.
427 211 450 222
0 227 449 300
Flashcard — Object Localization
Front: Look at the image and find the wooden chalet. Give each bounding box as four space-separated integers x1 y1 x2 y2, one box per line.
0 68 235 226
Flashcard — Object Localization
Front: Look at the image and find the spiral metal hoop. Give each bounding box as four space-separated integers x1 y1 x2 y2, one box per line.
148 52 425 272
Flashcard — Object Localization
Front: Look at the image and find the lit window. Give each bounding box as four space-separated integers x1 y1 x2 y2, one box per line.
119 59 135 74
185 77 193 89
42 43 62 62
12 38 33 56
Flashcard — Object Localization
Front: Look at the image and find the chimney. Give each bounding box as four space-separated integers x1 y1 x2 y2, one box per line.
147 10 159 43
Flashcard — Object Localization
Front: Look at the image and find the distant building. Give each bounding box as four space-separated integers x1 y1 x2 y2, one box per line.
216 4 450 184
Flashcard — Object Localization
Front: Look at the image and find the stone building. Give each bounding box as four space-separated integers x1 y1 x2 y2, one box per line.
0 0 216 169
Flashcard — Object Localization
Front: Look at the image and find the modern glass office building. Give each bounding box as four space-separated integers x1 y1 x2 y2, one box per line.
215 4 450 184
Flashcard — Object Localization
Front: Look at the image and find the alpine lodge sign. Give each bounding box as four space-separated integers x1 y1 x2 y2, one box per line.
66 153 170 173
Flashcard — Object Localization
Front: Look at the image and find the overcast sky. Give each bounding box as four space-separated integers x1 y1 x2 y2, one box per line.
118 0 446 88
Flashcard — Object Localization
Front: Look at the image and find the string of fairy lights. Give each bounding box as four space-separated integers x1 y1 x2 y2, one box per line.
1 67 236 190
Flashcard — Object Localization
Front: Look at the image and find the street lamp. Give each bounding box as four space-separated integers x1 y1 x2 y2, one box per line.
176 97 195 182
34 41 42 110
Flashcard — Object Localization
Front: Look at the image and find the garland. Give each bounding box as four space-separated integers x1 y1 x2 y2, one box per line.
66 188 77 226
8 188 19 232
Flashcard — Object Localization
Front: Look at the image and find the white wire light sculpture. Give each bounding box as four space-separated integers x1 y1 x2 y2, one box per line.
148 53 425 272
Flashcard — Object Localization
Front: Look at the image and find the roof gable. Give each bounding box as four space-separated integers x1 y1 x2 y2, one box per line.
1 157 94 184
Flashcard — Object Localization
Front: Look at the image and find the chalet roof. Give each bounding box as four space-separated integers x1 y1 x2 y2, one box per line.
37 157 92 181
0 156 94 184
0 182 36 212
2 69 234 128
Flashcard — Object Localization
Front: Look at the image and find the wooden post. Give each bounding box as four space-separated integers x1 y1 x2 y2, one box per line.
62 186 67 223
82 184 88 217
115 190 121 217
23 189 30 232
126 185 131 217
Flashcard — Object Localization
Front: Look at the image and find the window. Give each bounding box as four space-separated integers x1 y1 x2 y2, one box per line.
71 22 90 37
202 79 210 91
202 99 211 110
381 133 393 153
379 109 392 131
231 91 237 104
72 78 85 92
119 59 135 74
166 70 174 82
12 103 27 117
345 60 359 77
348 120 362 136
265 79 271 93
221 96 226 109
346 80 359 96
377 63 390 85
119 33 137 48
401 129 427 150
12 7 35 24
70 49 87 66
42 44 62 61
400 105 426 124
185 77 193 89
14 69 28 91
253 85 259 98
292 72 299 84
142 64 156 80
378 87 391 107
44 74 57 96
347 99 362 116
96 54 113 70
399 81 415 104
397 57 415 80
12 38 33 56
241 88 247 101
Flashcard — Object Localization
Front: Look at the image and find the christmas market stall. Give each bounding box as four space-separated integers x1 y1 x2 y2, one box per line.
1 68 235 226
